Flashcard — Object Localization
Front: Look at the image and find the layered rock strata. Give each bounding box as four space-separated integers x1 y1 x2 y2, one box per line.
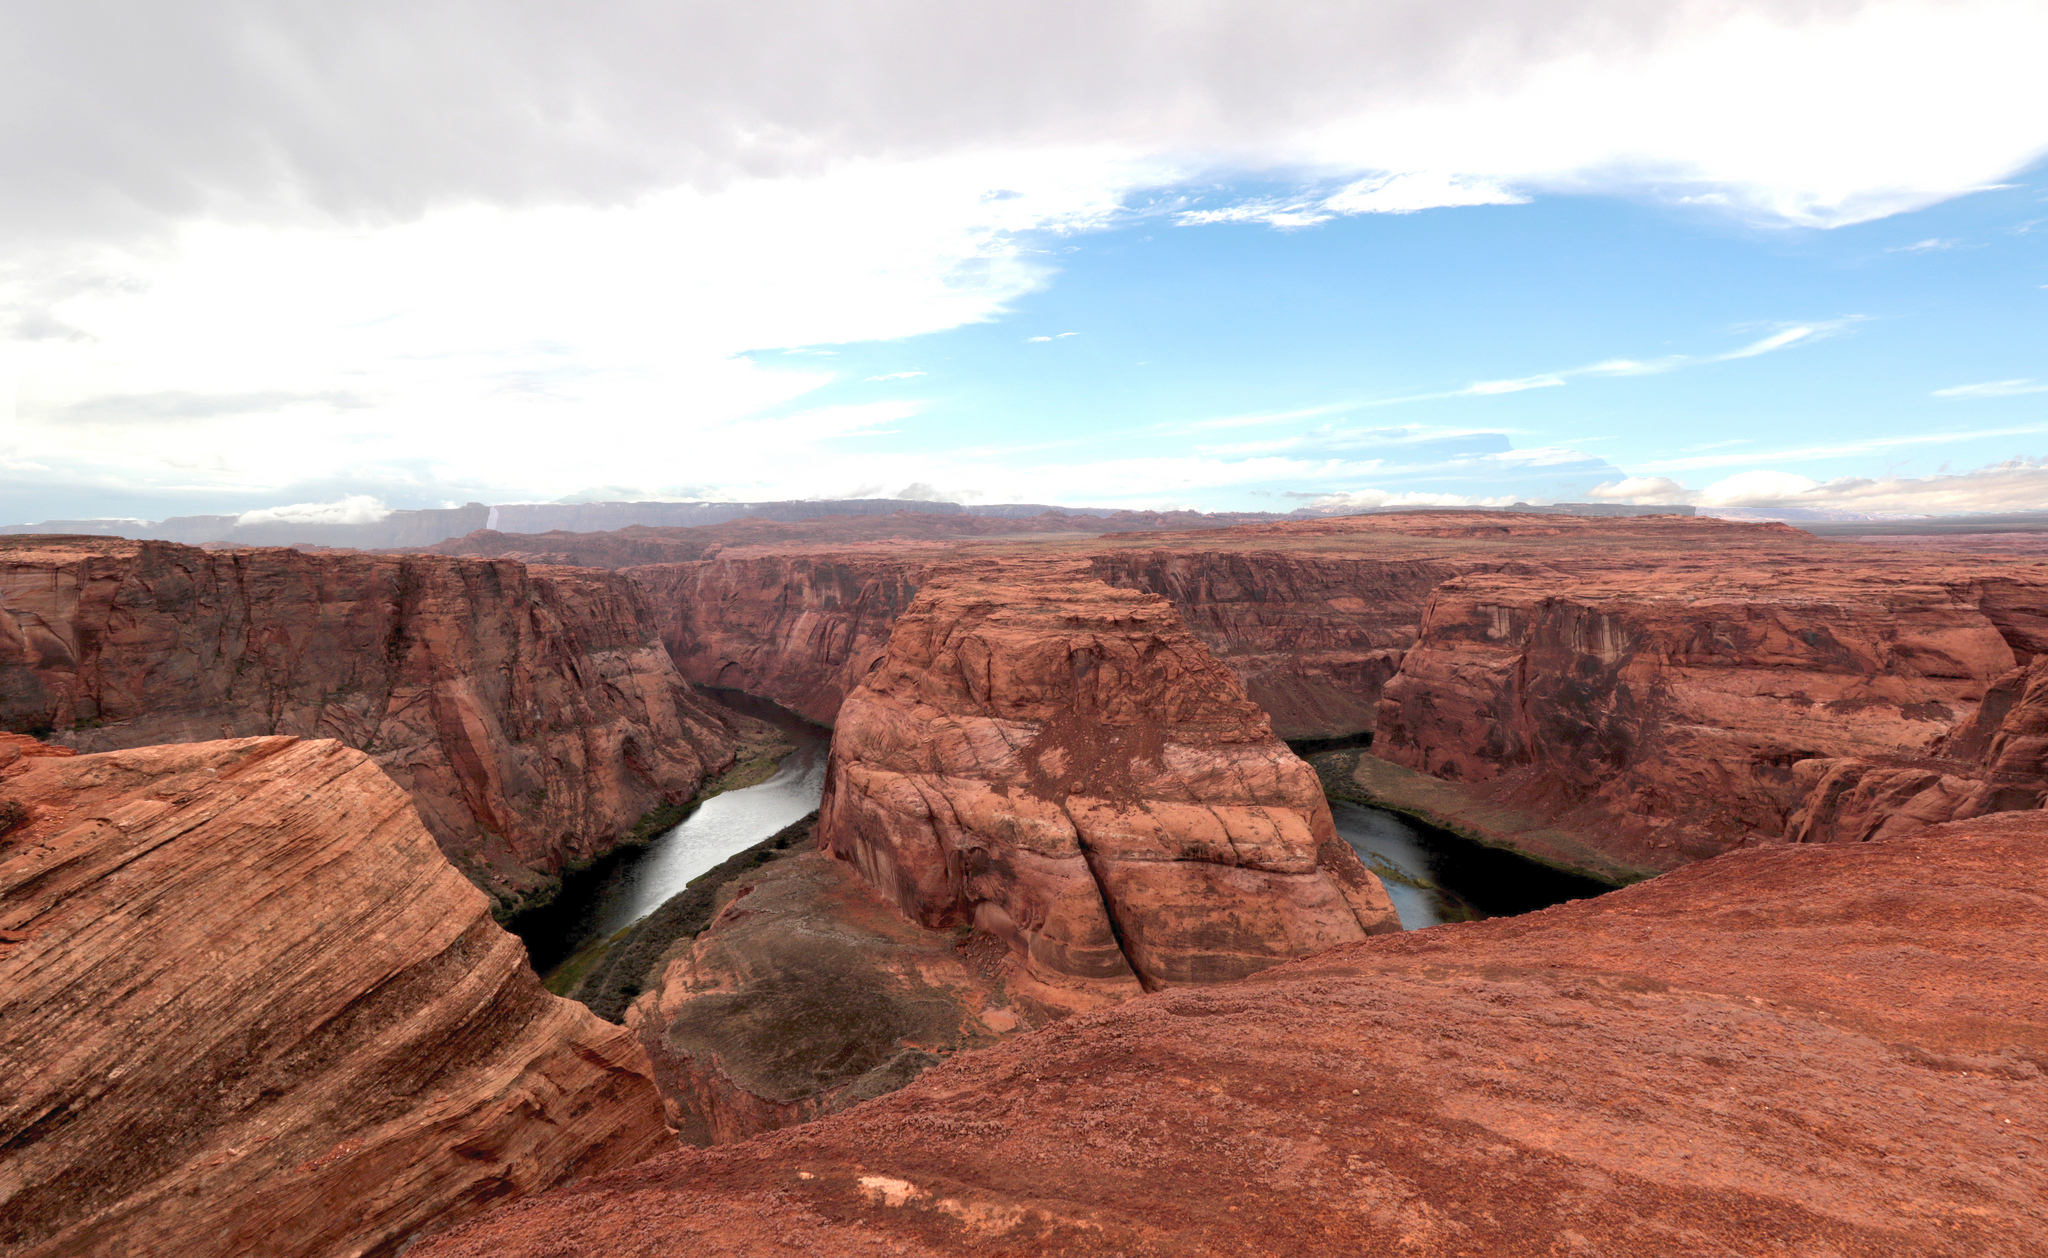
0 736 669 1258
416 811 2048 1258
1374 561 2048 868
619 513 1829 740
0 536 736 900
817 564 1398 1012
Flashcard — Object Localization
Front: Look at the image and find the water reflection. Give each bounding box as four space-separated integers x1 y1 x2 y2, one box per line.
588 731 828 938
1331 799 1612 930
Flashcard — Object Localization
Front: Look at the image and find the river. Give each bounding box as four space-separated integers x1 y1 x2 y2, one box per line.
1331 798 1613 928
515 703 1609 976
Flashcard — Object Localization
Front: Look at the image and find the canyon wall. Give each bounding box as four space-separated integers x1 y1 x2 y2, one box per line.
0 537 736 902
625 543 1489 739
1373 562 2048 868
817 563 1398 1008
415 810 2048 1258
0 736 669 1258
627 552 930 726
1086 548 1487 737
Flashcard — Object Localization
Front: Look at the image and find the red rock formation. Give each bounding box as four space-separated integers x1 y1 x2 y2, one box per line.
0 736 669 1258
1086 548 1476 737
0 536 736 902
618 512 1832 740
817 563 1398 1013
413 811 2048 1258
627 550 931 725
1374 559 2048 868
628 846 1027 1145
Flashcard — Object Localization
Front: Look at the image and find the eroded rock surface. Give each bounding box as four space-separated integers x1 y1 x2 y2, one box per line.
1374 559 2048 868
628 845 1027 1145
413 811 2048 1258
0 536 736 900
0 736 669 1258
818 563 1398 1012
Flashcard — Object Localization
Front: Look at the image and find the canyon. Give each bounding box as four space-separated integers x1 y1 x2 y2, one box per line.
584 511 2048 875
413 808 2048 1258
0 536 738 905
627 564 1397 1144
9 507 2048 1254
0 734 667 1258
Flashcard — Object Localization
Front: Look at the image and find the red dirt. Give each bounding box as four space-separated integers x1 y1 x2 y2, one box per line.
414 809 2048 1258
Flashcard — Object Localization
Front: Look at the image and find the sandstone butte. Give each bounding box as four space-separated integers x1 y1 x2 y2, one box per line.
583 512 2048 875
414 808 2048 1258
0 733 669 1258
626 565 1398 1145
0 535 738 904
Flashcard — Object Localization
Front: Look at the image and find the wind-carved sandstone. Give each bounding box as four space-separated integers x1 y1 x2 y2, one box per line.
817 563 1398 1012
0 736 668 1258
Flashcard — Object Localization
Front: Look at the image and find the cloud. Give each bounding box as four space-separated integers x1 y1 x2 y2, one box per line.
1935 379 2048 398
1887 238 1960 252
1635 420 2048 473
864 371 926 380
1025 332 1079 342
1175 172 1526 227
1353 320 1845 411
2 0 2045 253
235 495 391 527
1589 458 2048 515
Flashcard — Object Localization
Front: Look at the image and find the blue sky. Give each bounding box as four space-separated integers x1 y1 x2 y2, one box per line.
758 169 2048 513
3 0 2046 523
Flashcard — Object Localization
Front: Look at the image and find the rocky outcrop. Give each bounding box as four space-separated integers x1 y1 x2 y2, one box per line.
818 563 1398 1013
414 811 2048 1258
618 512 1826 740
1087 548 1477 738
0 536 736 902
627 551 931 726
0 736 669 1258
1373 562 2048 868
628 844 1029 1146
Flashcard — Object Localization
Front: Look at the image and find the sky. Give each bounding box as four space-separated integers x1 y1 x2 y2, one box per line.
2 0 2046 523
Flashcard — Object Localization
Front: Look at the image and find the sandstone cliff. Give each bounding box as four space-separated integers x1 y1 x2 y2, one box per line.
0 736 669 1258
617 512 1827 742
0 536 736 902
413 810 2048 1258
627 550 929 726
817 563 1398 1011
1373 558 2048 868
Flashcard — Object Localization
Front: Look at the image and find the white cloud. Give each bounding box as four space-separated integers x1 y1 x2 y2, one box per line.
1888 238 1960 252
1637 421 2048 473
1935 379 2048 398
0 150 1150 505
1465 375 1568 395
7 1 2048 517
1591 458 2048 514
1176 172 1527 227
864 371 927 381
236 495 391 526
1352 320 1844 411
